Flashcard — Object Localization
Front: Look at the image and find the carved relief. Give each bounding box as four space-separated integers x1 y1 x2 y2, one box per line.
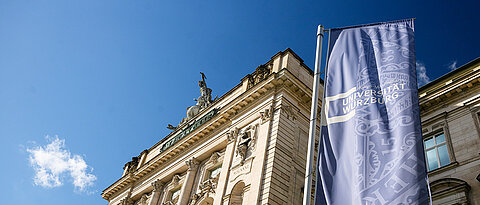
260 107 274 123
124 157 139 174
162 201 175 205
186 157 200 171
171 174 181 187
208 152 221 165
235 124 258 164
120 197 134 205
226 128 238 144
137 194 149 205
188 175 219 205
247 64 272 89
161 174 184 205
152 179 164 192
163 188 180 205
236 131 250 162
281 105 297 121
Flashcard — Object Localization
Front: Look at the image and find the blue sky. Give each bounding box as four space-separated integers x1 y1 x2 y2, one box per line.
1 0 479 204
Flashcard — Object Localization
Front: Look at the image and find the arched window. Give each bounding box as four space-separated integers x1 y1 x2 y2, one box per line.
197 197 214 205
229 181 245 205
430 178 471 204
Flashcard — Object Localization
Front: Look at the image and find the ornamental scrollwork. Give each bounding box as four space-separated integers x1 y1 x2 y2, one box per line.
247 64 272 89
226 128 238 144
124 157 139 175
185 157 200 171
152 179 164 192
260 107 274 123
235 124 258 164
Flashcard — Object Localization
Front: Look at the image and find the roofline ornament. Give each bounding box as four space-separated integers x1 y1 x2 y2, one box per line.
179 72 216 126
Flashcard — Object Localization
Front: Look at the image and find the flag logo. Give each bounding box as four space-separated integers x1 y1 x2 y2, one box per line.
316 19 429 205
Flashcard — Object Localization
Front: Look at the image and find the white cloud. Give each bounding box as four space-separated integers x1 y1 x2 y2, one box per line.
27 136 96 193
416 62 430 87
448 60 457 70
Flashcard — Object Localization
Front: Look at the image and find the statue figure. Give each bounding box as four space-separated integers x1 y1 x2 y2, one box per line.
180 72 214 124
236 130 251 163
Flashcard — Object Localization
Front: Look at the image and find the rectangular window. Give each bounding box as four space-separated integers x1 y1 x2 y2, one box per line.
209 166 221 179
171 188 180 201
424 133 450 171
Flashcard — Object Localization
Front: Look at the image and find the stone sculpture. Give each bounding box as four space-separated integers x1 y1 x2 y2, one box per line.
180 72 215 125
236 130 251 163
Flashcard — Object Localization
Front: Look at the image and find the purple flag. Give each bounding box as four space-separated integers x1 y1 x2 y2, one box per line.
316 19 429 205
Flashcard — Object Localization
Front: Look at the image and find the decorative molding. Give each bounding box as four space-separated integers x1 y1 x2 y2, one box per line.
235 124 258 164
243 183 251 193
281 105 297 121
226 128 238 144
208 152 221 165
120 197 134 205
246 124 258 152
138 193 150 205
432 122 445 131
152 179 164 192
186 157 200 171
260 107 273 124
102 52 309 201
162 201 175 205
247 64 272 90
430 178 471 203
188 176 219 205
222 194 231 204
160 108 219 153
171 174 181 187
124 157 139 175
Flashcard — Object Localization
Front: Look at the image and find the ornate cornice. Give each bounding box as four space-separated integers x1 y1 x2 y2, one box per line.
419 60 480 115
102 61 315 201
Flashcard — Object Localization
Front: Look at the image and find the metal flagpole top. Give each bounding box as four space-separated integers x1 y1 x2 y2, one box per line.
317 25 324 36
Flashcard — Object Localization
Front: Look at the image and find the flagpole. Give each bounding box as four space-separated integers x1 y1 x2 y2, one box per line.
303 24 324 205
313 28 331 205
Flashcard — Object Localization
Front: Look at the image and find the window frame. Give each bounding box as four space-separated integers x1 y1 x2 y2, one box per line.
421 113 457 173
471 108 480 139
424 132 450 171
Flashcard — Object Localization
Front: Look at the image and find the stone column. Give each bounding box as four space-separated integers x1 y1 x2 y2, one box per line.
148 179 164 205
213 128 238 205
177 157 200 205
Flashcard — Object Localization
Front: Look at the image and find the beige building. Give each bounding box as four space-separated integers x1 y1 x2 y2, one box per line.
419 57 480 205
102 49 480 205
102 49 319 205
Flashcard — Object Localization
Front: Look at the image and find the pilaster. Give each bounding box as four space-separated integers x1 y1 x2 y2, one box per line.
213 128 238 205
177 157 200 205
148 179 164 205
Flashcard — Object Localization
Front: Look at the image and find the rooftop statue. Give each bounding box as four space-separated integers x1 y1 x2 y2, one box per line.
178 72 215 126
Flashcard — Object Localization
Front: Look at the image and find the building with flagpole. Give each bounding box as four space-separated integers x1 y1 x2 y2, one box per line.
102 49 480 205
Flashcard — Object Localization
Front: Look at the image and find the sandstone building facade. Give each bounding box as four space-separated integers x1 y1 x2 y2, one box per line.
102 49 480 205
419 58 480 205
102 49 319 205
